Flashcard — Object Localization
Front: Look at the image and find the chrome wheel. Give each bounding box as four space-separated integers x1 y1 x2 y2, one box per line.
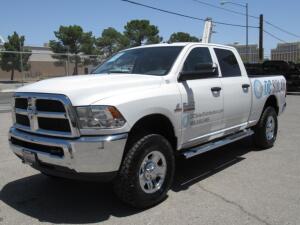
266 116 275 141
139 151 167 194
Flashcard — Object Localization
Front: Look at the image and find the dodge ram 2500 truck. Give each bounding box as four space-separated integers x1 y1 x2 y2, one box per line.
9 43 287 208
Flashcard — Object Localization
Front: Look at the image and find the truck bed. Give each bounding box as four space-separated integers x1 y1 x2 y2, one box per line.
248 74 283 78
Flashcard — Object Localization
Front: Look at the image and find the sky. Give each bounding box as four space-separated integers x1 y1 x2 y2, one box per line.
1 0 299 56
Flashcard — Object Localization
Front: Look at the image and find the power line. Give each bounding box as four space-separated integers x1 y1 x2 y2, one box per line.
264 30 287 43
192 0 288 43
121 0 258 28
264 21 300 39
122 0 294 44
192 0 300 39
192 0 258 19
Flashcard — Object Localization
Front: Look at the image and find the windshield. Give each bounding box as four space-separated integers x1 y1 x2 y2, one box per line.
93 46 183 76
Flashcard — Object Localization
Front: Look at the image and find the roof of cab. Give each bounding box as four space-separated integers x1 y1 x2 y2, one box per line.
128 42 236 50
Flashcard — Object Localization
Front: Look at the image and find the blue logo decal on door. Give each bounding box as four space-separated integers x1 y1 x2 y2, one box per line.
254 80 263 99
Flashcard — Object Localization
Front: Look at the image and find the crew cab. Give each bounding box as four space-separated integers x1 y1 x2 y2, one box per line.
9 43 287 208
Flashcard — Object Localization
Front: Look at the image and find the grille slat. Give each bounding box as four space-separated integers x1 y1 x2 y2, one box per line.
38 117 71 132
15 98 28 109
16 114 30 127
36 99 66 112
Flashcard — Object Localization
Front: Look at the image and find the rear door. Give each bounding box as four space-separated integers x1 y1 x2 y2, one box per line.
178 46 224 148
213 48 251 132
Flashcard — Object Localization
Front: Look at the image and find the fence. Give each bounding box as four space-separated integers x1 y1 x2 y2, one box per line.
0 50 105 83
1 49 300 92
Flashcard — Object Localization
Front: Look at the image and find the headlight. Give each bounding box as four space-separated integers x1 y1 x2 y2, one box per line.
76 106 126 129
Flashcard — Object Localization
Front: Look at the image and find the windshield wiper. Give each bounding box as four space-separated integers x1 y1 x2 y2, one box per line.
107 70 130 74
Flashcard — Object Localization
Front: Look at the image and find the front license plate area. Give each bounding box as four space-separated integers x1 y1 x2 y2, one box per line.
22 150 36 165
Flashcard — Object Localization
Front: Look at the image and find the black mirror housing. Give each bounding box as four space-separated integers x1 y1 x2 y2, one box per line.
178 63 218 81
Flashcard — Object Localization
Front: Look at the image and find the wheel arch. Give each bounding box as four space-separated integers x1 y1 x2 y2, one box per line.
263 95 279 115
124 113 178 156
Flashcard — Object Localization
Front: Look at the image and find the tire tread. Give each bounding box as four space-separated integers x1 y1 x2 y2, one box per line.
254 106 278 149
113 134 174 208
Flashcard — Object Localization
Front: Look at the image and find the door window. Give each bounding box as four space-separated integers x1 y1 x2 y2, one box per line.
214 48 241 77
182 47 216 78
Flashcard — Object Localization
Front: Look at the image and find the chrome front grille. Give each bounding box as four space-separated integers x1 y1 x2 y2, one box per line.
12 93 80 138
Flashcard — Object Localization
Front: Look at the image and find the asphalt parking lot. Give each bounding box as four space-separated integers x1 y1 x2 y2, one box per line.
0 95 299 225
0 92 13 112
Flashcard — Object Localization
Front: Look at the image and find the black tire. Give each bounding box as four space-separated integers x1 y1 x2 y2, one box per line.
254 106 278 149
41 172 61 179
113 134 175 209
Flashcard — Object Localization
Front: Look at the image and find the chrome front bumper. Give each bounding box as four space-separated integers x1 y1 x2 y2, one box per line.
9 127 128 175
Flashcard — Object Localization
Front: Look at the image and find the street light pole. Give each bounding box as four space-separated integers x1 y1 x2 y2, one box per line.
66 45 70 76
220 1 249 62
19 41 24 86
246 3 249 63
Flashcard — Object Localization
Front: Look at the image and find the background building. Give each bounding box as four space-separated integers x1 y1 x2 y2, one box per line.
0 45 97 81
229 43 262 63
271 42 300 63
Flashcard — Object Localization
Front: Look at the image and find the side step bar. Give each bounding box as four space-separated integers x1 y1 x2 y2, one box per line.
183 129 254 159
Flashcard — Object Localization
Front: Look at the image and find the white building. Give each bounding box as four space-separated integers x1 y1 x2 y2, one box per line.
271 42 300 63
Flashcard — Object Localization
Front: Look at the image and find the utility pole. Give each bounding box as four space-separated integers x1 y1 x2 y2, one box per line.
202 18 213 43
0 35 5 45
259 14 264 62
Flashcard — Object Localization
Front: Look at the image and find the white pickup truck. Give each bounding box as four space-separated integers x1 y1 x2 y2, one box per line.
9 43 286 208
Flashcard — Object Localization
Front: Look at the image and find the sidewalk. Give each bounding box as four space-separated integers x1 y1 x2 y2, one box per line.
0 81 25 93
0 95 12 112
0 104 11 113
0 81 34 112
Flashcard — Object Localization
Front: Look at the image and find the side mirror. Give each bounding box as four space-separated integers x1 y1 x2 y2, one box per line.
178 63 218 81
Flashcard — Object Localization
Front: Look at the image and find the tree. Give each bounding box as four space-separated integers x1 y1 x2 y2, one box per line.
0 32 31 80
96 27 129 58
124 20 162 47
49 25 96 75
168 32 199 43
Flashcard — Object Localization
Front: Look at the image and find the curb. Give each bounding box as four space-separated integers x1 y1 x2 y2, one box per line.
0 106 11 113
0 89 15 93
287 92 300 96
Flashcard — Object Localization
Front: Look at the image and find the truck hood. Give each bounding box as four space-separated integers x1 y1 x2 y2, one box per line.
16 74 163 105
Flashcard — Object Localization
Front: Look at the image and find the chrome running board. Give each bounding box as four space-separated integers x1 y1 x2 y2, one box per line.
183 129 254 159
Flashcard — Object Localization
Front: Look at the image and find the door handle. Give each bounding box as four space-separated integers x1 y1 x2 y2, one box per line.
242 84 250 89
211 87 222 92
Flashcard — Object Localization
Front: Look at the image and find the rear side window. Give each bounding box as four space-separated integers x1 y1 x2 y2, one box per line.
214 48 241 77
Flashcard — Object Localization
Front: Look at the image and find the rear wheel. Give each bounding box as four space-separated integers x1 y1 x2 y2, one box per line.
254 106 278 149
113 134 175 208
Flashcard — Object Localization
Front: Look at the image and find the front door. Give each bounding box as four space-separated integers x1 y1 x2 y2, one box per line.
178 47 224 148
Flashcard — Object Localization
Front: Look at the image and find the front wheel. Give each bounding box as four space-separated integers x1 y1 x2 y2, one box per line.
254 106 278 149
41 172 62 180
113 134 175 208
